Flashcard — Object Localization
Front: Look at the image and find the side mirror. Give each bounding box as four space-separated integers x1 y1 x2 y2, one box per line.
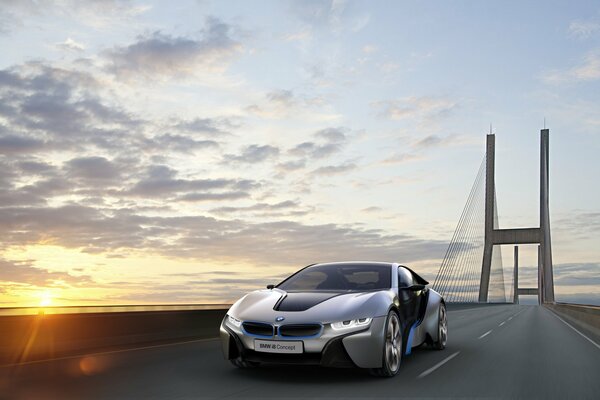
266 284 275 289
400 284 425 291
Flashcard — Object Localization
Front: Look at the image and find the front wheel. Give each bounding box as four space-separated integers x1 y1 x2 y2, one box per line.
432 303 447 350
370 311 402 377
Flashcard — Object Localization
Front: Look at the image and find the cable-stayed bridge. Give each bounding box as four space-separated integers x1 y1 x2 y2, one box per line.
1 130 599 399
433 129 555 305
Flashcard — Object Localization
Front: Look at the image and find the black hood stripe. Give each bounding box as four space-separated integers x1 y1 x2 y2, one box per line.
274 292 343 312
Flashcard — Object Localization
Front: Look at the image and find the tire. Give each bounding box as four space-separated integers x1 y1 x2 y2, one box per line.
369 310 402 377
230 357 260 368
432 303 447 350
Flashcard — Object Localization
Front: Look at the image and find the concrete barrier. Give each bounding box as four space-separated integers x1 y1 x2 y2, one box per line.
0 307 228 365
545 303 600 341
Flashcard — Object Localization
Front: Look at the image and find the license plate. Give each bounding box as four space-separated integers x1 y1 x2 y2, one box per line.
254 340 303 354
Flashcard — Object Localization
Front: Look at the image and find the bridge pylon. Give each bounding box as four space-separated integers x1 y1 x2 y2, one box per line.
478 129 555 304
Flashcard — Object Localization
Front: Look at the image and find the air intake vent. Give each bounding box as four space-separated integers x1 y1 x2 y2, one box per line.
242 322 273 336
279 324 322 337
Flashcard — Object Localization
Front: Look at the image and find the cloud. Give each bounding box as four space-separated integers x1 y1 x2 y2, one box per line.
283 29 312 42
311 162 357 176
381 153 423 165
105 18 242 80
362 45 377 54
314 127 346 142
0 0 150 34
541 49 600 84
56 38 85 52
379 133 464 166
289 0 370 34
0 63 141 153
245 89 327 119
0 177 69 207
289 141 340 159
66 156 121 181
0 258 93 287
413 134 463 149
0 134 46 154
266 89 295 108
225 144 280 164
285 127 348 169
372 96 458 123
174 117 235 136
276 160 306 172
0 204 448 266
361 206 382 213
177 191 250 202
209 200 309 217
554 210 600 240
246 89 298 118
127 165 258 200
18 160 57 175
568 20 600 39
150 134 219 153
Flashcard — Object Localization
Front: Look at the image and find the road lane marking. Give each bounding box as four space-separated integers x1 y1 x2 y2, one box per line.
514 309 526 317
507 316 513 321
418 351 460 378
478 330 492 339
499 321 505 326
548 310 600 351
0 337 220 368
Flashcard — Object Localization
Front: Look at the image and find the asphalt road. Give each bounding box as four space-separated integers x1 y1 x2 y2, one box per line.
2 304 599 399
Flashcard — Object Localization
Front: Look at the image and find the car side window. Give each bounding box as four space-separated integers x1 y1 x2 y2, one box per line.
398 267 413 288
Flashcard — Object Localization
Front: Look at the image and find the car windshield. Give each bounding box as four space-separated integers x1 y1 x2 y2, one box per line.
277 263 392 291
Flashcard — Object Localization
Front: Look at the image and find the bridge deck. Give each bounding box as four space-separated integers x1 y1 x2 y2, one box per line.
1 304 599 399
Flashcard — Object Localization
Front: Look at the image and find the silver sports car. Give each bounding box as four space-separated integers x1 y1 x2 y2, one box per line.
220 261 447 377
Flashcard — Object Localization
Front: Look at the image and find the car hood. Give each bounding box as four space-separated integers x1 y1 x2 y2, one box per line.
228 288 393 324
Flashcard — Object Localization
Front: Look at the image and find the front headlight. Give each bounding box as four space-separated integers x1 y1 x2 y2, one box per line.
227 314 242 328
330 317 372 331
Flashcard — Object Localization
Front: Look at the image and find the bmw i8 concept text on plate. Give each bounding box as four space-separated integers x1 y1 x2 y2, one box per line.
220 262 447 377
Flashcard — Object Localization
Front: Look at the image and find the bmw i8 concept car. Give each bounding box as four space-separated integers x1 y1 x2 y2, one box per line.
220 262 447 377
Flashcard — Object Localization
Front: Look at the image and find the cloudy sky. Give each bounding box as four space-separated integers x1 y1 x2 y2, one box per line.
0 0 599 307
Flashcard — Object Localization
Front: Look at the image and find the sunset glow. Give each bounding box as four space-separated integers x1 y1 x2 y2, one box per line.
0 1 599 307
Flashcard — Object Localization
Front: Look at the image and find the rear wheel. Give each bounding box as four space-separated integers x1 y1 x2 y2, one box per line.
432 303 447 350
370 311 402 377
230 357 260 368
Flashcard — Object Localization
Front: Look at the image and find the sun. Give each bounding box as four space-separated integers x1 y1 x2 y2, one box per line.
39 291 53 307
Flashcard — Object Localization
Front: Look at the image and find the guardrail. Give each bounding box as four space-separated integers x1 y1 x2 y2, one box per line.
545 303 600 340
0 306 229 365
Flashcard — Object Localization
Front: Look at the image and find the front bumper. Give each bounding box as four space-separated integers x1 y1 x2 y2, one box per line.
220 315 386 368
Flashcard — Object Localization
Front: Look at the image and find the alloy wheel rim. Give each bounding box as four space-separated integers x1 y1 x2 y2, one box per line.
385 313 401 372
439 306 448 346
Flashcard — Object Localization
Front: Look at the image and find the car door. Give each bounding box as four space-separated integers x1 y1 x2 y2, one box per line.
397 267 419 327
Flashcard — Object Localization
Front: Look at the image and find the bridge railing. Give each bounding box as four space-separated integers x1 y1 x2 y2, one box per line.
545 303 600 341
0 305 229 365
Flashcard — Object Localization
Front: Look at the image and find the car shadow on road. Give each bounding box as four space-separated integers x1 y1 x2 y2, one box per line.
223 346 434 384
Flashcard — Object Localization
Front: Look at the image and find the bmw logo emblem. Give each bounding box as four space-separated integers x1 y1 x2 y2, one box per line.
275 316 285 322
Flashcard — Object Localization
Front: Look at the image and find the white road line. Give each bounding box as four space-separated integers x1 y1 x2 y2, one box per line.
418 351 460 379
0 337 220 368
548 310 600 351
499 321 505 326
478 330 493 339
514 309 526 317
507 316 513 321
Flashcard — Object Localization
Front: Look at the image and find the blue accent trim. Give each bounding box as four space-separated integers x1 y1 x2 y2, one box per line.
241 320 274 338
405 320 421 355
